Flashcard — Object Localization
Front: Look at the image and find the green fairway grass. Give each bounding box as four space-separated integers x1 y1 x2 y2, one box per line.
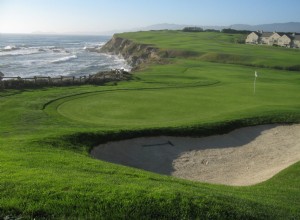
1 31 300 219
119 31 300 70
47 61 300 129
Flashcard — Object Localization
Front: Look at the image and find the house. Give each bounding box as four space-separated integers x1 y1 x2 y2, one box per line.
257 32 281 45
245 32 260 44
260 32 273 45
268 32 281 45
245 31 300 49
293 35 300 48
278 34 292 47
245 31 280 45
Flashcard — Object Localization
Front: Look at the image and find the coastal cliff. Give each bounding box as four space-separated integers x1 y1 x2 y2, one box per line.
100 35 164 70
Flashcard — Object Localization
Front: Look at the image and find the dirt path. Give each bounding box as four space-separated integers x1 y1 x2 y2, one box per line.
91 124 300 186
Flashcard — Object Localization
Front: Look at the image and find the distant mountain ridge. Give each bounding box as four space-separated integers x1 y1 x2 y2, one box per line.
134 22 300 33
231 22 300 33
136 23 225 31
28 22 300 36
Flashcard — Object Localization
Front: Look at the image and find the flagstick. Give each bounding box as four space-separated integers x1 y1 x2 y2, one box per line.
253 71 257 95
253 76 256 95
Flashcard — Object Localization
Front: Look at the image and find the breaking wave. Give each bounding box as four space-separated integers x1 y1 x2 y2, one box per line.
50 55 78 64
83 42 105 51
0 47 40 56
0 35 129 77
3 45 20 51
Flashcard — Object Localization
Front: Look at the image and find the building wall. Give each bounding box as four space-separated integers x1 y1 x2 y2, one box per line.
246 32 259 44
269 33 281 45
260 37 270 45
278 35 291 47
294 40 300 48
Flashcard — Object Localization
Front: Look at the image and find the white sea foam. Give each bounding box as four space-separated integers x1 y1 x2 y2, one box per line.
66 42 81 45
0 47 40 56
3 45 19 51
50 55 78 64
83 42 105 51
0 35 128 77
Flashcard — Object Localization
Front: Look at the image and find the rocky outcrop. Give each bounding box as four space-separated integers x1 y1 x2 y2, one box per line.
100 35 164 70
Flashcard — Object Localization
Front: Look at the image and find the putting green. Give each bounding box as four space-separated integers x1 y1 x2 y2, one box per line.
48 62 300 128
55 85 223 127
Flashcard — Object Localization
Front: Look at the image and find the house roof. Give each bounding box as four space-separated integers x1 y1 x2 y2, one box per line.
261 32 273 38
248 32 260 37
280 34 291 40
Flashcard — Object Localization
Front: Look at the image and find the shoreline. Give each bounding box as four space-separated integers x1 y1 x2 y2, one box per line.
91 123 300 186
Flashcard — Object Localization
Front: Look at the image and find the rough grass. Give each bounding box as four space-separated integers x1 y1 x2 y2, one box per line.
1 31 300 219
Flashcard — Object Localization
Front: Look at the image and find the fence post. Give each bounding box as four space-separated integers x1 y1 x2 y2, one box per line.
61 76 63 82
34 76 37 84
73 76 75 84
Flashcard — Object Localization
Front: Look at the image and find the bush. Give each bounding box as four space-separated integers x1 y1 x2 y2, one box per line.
222 28 251 34
183 27 204 32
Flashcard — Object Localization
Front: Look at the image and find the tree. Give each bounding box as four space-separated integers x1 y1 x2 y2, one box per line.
183 27 204 32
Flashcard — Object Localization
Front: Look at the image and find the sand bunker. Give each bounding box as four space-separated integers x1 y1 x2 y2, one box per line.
91 124 300 186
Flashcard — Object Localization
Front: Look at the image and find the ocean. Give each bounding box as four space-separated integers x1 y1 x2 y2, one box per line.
0 34 129 78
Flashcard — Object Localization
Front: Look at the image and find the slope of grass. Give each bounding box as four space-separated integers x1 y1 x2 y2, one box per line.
1 31 300 219
119 31 300 70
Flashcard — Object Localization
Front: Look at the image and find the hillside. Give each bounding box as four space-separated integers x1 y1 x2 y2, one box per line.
231 22 300 33
102 31 300 71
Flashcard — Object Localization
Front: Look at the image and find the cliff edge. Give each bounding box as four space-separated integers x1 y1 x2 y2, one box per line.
100 35 164 70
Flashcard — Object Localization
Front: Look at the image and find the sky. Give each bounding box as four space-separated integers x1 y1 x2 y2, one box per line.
0 0 300 34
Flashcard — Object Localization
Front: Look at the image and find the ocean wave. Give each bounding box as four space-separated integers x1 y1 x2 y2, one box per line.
83 42 105 52
0 36 128 77
50 55 78 64
66 42 81 45
0 48 40 56
3 45 20 51
0 45 69 56
102 53 126 62
83 46 100 52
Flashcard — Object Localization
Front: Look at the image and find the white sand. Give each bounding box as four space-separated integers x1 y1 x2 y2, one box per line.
91 124 300 186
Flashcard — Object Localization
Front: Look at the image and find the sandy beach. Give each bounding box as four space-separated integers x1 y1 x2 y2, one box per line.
91 124 300 186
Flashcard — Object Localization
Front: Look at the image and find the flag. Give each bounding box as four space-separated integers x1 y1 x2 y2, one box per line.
254 71 258 95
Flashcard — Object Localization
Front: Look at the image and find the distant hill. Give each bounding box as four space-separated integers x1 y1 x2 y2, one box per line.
30 22 300 36
135 22 300 33
136 23 225 31
137 23 187 31
231 22 300 33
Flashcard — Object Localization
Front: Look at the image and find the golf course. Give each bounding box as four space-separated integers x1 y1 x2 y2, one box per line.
1 30 300 219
